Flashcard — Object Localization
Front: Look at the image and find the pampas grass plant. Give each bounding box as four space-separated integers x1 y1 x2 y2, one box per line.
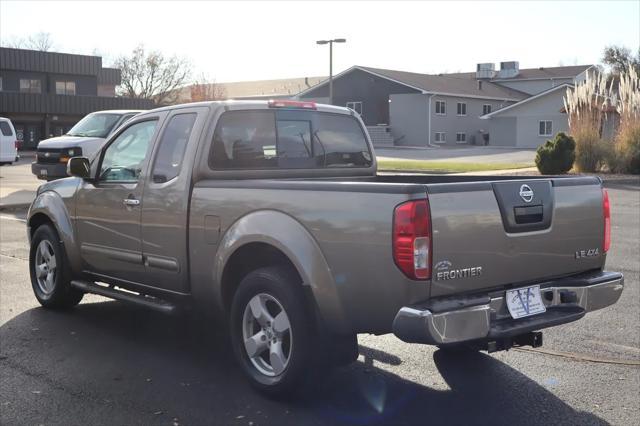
564 71 612 172
613 67 640 173
564 67 640 174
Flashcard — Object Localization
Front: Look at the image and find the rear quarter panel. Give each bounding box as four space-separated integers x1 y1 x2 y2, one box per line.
189 184 429 334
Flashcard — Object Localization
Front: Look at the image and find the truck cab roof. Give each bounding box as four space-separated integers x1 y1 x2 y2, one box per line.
134 100 354 117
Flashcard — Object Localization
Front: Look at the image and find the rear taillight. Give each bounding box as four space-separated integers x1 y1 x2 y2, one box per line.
603 188 611 252
393 199 431 280
14 140 19 150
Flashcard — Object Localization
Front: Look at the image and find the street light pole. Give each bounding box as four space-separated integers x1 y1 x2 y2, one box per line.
316 38 346 105
329 41 333 104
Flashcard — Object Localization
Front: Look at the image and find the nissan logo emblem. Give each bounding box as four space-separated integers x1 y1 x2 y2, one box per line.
519 184 534 203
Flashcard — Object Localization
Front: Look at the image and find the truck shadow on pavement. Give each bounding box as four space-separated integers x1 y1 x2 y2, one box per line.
0 301 607 426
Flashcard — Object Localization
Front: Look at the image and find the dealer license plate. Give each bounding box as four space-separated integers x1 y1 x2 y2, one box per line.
506 285 546 319
40 169 48 176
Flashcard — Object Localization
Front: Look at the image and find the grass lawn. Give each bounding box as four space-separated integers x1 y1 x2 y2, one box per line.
377 159 534 173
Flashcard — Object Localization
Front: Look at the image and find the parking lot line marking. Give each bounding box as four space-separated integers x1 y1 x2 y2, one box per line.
584 339 640 353
0 215 26 223
0 253 27 261
515 347 640 366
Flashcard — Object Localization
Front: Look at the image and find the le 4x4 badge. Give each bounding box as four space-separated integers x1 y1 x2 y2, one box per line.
575 248 599 259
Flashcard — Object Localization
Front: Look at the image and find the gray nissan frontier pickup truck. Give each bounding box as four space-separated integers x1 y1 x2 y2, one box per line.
27 100 623 396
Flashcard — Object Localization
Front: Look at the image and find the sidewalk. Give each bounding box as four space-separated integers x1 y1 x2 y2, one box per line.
0 157 40 211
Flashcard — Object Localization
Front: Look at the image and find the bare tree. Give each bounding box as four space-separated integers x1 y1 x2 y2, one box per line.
1 32 55 51
26 32 55 51
1 35 26 49
602 45 640 75
114 45 191 105
190 73 227 102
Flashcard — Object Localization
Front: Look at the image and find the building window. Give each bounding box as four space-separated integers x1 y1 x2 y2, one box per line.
56 81 76 95
456 132 467 143
539 120 553 136
456 102 467 116
346 101 363 115
435 100 446 115
19 79 41 94
0 77 3 91
483 104 492 115
434 132 446 143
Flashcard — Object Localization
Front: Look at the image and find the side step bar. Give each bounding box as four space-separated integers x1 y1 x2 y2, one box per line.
71 280 177 315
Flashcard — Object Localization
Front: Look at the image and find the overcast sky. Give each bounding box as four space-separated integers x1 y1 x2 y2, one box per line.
1 0 638 82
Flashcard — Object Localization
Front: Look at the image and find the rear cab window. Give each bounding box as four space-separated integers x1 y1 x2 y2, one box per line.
209 110 372 170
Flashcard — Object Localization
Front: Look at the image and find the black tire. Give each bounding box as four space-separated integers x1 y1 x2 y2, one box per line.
29 224 83 309
323 333 359 367
229 266 322 397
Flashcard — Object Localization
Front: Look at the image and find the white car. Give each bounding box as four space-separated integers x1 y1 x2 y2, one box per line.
0 117 19 165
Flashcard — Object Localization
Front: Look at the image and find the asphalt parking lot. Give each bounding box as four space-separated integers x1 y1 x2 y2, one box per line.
0 180 638 425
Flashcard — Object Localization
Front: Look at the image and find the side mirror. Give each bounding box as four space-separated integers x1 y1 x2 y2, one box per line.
67 156 92 179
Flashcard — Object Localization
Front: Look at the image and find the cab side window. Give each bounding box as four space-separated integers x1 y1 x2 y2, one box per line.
99 120 157 182
151 113 197 183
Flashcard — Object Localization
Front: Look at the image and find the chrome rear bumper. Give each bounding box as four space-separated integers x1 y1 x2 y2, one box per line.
392 271 624 345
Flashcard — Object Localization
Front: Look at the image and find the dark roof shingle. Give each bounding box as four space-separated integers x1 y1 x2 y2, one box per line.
444 64 593 80
358 66 529 100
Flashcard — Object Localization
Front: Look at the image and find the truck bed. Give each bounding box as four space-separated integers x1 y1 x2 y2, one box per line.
191 173 605 332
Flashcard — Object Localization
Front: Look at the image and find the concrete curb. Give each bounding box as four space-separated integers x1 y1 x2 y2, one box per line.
0 203 31 212
374 145 536 151
374 145 438 151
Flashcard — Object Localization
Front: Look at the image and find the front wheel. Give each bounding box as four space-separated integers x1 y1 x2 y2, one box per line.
229 266 321 397
29 224 83 309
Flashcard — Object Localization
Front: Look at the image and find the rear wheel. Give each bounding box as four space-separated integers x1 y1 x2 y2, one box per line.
29 224 83 309
229 266 321 397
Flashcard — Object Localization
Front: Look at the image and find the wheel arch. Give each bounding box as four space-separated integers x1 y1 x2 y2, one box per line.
221 242 296 305
28 191 82 274
214 210 350 334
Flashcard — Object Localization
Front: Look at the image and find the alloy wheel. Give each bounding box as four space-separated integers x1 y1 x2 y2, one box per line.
242 293 293 377
34 240 57 295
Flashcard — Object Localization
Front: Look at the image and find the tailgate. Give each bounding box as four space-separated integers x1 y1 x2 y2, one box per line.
427 177 606 297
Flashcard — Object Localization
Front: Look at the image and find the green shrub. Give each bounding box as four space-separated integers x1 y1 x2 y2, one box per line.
535 132 576 174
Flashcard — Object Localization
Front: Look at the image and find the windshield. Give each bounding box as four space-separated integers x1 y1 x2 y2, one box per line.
67 113 122 138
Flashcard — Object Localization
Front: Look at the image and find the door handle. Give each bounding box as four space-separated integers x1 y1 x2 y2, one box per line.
123 198 140 207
